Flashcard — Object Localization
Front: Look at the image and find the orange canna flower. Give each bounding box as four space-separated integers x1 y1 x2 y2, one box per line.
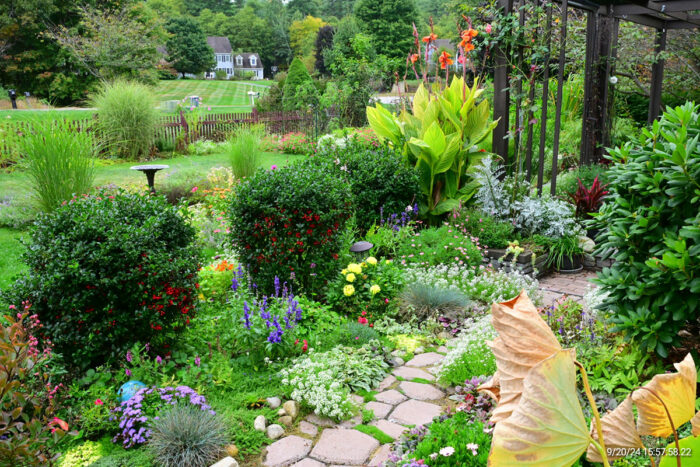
410 53 419 64
422 33 438 43
439 50 453 69
463 28 478 39
464 42 475 52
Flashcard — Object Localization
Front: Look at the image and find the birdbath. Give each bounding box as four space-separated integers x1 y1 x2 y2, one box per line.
130 165 169 194
349 241 374 260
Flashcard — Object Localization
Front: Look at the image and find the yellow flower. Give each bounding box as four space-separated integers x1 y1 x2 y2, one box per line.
341 268 348 275
385 259 392 264
343 284 355 296
347 263 363 274
370 284 381 295
366 256 377 265
346 273 356 282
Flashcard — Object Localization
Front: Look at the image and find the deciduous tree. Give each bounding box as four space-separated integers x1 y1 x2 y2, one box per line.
165 17 216 76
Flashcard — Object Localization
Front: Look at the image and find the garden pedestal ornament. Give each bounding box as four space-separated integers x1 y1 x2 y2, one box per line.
349 241 373 260
130 164 169 194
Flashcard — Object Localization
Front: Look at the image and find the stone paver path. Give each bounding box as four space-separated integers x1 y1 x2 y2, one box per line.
262 349 450 467
539 270 597 306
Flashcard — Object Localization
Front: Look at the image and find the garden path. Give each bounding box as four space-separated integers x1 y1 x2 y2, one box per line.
539 270 598 307
262 348 451 467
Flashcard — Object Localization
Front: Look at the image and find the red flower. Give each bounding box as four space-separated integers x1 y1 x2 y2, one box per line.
95 399 103 406
358 316 368 325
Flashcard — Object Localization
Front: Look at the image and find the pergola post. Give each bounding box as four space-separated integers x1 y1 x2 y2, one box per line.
581 11 616 165
648 27 667 124
492 0 514 166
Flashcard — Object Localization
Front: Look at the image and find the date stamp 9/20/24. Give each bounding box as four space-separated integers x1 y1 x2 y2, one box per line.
607 447 693 458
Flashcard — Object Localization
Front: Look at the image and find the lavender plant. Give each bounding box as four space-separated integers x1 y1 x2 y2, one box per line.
111 385 215 449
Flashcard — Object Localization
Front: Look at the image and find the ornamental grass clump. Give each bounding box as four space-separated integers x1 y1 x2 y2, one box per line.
148 404 228 467
399 282 471 322
92 79 158 160
229 158 352 294
18 117 95 212
3 190 200 369
227 124 264 179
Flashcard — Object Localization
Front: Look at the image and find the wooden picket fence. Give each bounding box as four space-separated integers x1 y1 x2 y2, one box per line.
0 109 317 167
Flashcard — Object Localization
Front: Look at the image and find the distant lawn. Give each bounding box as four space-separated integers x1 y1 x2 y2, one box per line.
0 80 272 123
153 80 271 108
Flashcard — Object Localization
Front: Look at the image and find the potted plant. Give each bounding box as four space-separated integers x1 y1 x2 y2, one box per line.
544 235 584 273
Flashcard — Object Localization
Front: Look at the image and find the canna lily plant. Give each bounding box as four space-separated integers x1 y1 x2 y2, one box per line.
481 291 700 467
366 20 498 219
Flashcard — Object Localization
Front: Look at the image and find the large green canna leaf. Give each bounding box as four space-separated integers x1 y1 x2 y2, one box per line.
489 349 590 467
420 100 441 136
367 105 402 144
431 198 461 215
659 435 700 466
413 83 429 119
421 122 446 159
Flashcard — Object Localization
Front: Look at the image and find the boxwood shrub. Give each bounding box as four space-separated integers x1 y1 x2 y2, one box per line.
318 143 420 232
229 159 353 295
4 190 200 369
593 102 700 357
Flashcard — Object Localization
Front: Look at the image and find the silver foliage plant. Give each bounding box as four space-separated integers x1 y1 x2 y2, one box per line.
472 157 581 238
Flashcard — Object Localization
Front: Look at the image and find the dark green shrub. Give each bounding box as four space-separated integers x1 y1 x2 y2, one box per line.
148 405 228 467
317 143 420 232
456 208 517 249
4 190 200 369
593 102 700 357
229 159 353 294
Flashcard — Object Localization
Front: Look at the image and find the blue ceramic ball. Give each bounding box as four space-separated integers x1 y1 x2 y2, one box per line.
118 380 147 403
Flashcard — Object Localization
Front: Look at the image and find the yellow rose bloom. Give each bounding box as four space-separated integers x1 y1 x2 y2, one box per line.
341 268 348 275
366 256 377 265
347 263 363 274
370 284 381 295
343 284 355 296
346 273 356 282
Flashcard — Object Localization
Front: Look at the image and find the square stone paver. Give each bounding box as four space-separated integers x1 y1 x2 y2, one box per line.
310 428 379 464
374 389 407 405
389 399 442 426
399 381 445 401
369 444 392 467
264 435 312 466
378 375 396 391
370 419 408 439
405 352 444 367
305 414 337 427
365 401 392 419
392 366 435 381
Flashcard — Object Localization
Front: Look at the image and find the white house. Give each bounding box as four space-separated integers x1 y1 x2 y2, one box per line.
206 37 263 80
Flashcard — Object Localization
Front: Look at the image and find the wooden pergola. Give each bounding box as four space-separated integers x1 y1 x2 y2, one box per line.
491 0 700 194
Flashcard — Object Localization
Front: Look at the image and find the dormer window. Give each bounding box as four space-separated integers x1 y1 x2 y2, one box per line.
250 56 257 67
236 55 243 66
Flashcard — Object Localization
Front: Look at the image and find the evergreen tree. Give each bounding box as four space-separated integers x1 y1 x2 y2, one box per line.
282 57 313 110
165 17 216 76
354 0 417 59
314 25 335 75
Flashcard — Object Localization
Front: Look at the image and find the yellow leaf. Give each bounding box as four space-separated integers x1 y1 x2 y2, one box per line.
488 290 562 423
632 353 696 437
489 350 589 467
586 396 644 463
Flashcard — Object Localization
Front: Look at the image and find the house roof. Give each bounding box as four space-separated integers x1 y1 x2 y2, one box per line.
234 53 263 69
207 36 232 54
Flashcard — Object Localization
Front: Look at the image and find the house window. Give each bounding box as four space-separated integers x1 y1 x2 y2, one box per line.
250 56 257 67
236 55 243 66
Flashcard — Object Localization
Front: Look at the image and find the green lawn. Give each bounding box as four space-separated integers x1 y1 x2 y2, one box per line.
0 228 26 291
153 80 271 108
0 150 301 290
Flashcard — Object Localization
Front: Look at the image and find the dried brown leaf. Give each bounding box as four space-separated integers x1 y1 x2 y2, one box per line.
477 371 500 403
586 396 644 462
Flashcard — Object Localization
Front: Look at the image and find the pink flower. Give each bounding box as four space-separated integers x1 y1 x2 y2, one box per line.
194 356 201 367
190 106 195 111
207 106 211 111
191 186 198 193
385 298 390 304
95 399 103 405
125 368 131 377
156 355 162 364
8 305 15 310
271 165 278 170
485 24 492 33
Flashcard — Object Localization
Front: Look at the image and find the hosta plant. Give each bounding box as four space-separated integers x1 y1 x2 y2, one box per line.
481 291 700 467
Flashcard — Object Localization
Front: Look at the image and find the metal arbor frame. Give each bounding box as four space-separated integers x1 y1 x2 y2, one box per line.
491 0 700 194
